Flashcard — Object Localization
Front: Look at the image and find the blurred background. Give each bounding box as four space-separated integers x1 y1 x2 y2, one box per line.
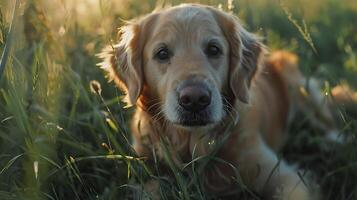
0 0 356 199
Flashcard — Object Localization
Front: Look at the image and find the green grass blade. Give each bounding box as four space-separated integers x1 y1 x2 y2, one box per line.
0 0 19 80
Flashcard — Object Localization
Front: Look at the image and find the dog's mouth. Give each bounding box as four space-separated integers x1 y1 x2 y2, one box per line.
175 108 214 127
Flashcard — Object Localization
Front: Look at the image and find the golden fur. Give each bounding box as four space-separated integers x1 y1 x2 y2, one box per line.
97 4 345 199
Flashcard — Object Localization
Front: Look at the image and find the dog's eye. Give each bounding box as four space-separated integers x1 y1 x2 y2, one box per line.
205 43 222 58
155 47 171 62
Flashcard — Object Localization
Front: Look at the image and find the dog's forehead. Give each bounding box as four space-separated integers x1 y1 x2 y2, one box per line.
161 6 219 31
162 5 214 22
147 5 223 44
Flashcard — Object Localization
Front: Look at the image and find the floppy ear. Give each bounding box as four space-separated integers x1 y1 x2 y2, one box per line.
97 24 143 106
232 28 264 103
209 7 264 103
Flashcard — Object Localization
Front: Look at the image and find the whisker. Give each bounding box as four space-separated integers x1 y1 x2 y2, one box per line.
222 96 239 120
223 105 236 123
146 101 163 113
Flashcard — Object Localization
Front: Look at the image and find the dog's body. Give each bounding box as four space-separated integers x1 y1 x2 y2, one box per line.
98 4 342 199
130 51 323 199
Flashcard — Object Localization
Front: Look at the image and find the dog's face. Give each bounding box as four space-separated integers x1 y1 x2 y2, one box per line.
144 6 229 127
99 4 263 128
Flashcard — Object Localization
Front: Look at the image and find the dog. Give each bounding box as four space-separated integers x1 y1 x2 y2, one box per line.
97 4 346 199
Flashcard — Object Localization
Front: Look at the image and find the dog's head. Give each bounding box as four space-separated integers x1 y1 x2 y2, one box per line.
99 4 264 128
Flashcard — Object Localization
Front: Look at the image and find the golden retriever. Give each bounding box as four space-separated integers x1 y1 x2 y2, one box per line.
97 3 344 199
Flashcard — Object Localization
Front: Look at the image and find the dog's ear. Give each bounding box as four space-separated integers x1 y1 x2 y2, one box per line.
232 29 264 103
98 23 143 106
209 7 265 103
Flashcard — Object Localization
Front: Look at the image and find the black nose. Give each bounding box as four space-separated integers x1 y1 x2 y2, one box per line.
178 85 211 112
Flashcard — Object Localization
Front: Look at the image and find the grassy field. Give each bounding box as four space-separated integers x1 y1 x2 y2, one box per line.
0 0 356 199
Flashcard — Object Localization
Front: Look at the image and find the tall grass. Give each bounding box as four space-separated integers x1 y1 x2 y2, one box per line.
0 0 356 199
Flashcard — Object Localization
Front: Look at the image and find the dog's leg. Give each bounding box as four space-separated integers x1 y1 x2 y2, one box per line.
237 136 312 200
295 78 344 142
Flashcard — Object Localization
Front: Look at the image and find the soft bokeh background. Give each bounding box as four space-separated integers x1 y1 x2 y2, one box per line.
0 0 356 199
